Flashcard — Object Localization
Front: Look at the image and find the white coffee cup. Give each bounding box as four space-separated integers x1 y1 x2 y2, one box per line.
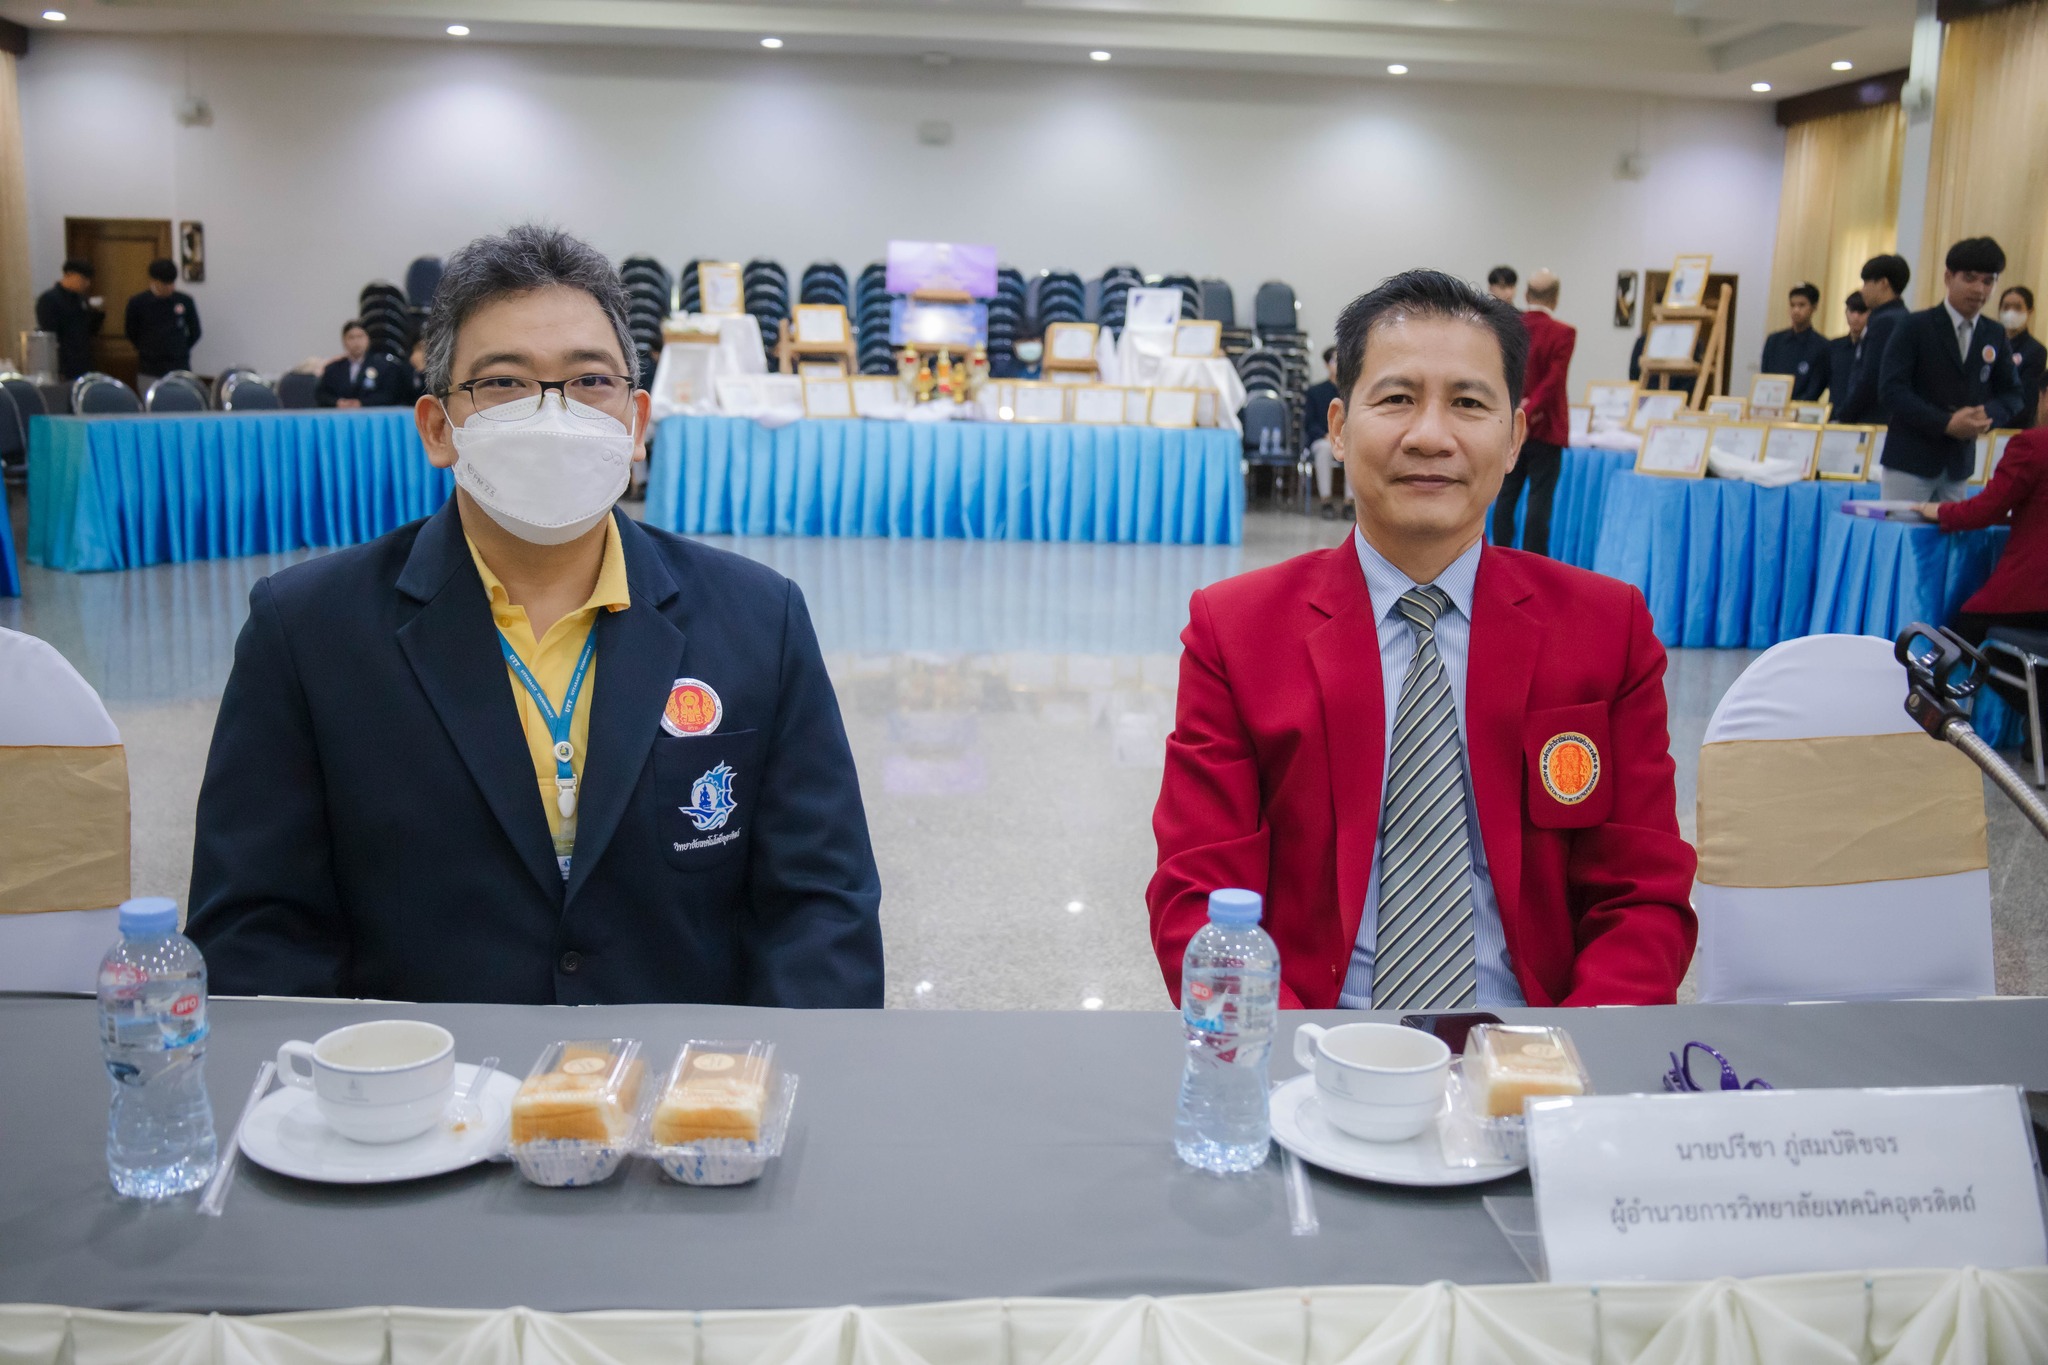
1293 1022 1451 1142
276 1020 456 1144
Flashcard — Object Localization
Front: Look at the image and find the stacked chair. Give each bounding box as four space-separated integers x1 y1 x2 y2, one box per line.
1032 271 1086 327
357 281 415 365
71 374 139 415
1158 273 1202 323
143 373 208 412
677 259 703 315
1252 279 1311 458
1095 264 1143 333
854 262 894 375
743 259 790 367
0 384 22 486
621 256 673 387
404 257 443 310
986 267 1027 373
800 262 850 309
1200 279 1237 327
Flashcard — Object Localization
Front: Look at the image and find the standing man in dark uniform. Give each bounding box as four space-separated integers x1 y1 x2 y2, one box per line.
125 258 202 394
1877 236 2023 502
1761 282 1830 403
315 320 406 407
1834 254 1912 425
1999 286 2045 430
1828 291 1868 420
35 258 103 382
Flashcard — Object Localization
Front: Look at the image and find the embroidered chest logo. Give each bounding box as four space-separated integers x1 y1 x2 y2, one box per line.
1539 732 1600 805
661 678 723 737
682 762 738 832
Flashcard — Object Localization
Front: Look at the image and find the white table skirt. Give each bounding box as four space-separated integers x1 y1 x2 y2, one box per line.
7 1269 2046 1365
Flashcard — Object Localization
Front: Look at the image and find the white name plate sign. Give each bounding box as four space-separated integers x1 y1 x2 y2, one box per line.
1528 1087 2047 1282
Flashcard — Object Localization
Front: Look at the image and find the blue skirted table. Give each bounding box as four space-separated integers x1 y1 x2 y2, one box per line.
0 471 18 596
645 415 1243 545
1489 446 1635 569
27 410 444 573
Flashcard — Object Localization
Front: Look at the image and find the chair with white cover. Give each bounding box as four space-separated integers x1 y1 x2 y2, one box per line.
0 628 129 992
1694 633 1996 1002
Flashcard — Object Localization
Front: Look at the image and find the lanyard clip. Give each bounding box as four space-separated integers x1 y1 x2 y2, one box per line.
556 775 578 820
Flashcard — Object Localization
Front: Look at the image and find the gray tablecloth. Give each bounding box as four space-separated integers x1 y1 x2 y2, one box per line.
3 996 2046 1314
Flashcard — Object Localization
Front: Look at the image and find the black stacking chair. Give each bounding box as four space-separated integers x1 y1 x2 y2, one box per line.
405 257 444 308
73 374 140 415
277 371 320 409
677 259 702 314
1255 282 1301 335
3 375 45 437
1201 280 1237 326
222 375 280 411
0 384 23 484
1240 389 1303 507
144 374 208 412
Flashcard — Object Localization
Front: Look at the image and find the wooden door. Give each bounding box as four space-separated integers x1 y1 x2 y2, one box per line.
1642 270 1738 395
64 217 174 388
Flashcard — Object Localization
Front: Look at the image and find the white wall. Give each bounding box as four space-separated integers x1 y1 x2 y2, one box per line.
16 32 1785 390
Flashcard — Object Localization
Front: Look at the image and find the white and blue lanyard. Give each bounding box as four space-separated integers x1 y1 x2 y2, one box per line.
496 623 598 879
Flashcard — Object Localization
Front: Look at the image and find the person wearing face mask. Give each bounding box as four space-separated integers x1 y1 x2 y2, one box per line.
186 225 883 1007
2000 286 2044 430
1000 323 1044 380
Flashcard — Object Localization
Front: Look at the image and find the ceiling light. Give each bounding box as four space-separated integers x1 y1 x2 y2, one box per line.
1089 50 1111 62
914 980 934 996
1082 996 1104 1010
761 36 784 49
1751 81 1773 92
445 24 468 36
1387 63 1409 75
41 9 64 19
1831 60 1853 71
1066 900 1084 914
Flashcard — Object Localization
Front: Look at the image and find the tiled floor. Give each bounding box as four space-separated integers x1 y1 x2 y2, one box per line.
5 501 2044 1006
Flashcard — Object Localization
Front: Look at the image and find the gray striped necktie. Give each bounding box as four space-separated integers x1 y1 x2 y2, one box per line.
1371 585 1478 1011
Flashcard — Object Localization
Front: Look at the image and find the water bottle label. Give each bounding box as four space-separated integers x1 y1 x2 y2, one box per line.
101 989 207 1051
1183 975 1230 1034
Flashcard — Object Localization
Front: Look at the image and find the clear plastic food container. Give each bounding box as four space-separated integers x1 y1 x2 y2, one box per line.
507 1038 647 1187
642 1040 797 1186
1438 1024 1592 1169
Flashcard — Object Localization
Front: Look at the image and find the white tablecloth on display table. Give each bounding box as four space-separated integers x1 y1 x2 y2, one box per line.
6 1269 2045 1364
648 315 767 419
1112 325 1247 432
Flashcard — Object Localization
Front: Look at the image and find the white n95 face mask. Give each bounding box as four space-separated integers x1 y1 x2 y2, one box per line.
449 393 636 546
2002 309 2030 332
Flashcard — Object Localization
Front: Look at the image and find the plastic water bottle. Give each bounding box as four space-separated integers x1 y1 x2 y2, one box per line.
98 897 217 1199
1174 888 1281 1173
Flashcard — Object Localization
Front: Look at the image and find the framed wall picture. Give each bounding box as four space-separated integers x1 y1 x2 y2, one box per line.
1614 270 1637 329
1173 320 1222 358
802 377 854 419
1663 254 1713 309
1705 396 1748 421
793 304 850 347
1069 385 1126 425
1045 321 1100 366
1585 380 1637 432
1631 390 1687 431
1749 373 1794 419
178 221 205 283
1147 388 1200 429
1569 404 1592 443
1788 400 1830 426
1643 320 1699 364
697 261 744 316
1814 425 1872 481
1708 421 1769 465
1636 420 1711 478
1012 381 1067 423
1124 387 1152 424
1763 423 1824 480
850 376 901 418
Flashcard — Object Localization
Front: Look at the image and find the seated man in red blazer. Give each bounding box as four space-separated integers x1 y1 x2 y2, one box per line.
1149 269 1697 1010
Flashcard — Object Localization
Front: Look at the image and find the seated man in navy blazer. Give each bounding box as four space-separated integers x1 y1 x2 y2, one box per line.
1877 236 2024 502
315 320 408 408
188 225 884 1005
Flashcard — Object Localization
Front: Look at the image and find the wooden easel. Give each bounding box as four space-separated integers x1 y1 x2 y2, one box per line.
1641 281 1733 412
774 304 856 375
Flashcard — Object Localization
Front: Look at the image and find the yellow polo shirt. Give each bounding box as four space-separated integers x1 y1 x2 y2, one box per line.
465 519 631 864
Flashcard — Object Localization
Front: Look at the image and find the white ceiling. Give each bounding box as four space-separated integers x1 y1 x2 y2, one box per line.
8 0 1917 100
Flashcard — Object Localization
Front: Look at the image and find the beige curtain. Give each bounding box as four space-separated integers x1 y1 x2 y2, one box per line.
1766 103 1904 333
1920 2 2048 305
0 52 30 360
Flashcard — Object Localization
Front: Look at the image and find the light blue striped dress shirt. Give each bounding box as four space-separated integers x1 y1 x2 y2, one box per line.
1338 529 1526 1010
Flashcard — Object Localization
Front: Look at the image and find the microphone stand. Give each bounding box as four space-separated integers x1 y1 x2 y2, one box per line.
1897 624 2048 841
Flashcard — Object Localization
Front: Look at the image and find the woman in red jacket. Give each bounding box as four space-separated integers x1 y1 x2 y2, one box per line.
1919 391 2048 644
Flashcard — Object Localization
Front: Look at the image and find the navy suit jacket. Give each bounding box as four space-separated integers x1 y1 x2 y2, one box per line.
186 502 885 1006
315 353 408 407
1879 305 2023 480
1835 298 1910 425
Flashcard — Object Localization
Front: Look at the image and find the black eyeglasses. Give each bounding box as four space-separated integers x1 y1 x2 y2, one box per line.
446 374 637 423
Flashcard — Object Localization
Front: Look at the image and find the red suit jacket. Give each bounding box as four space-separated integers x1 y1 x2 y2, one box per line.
1521 308 1577 447
1147 541 1697 1009
1939 428 2048 616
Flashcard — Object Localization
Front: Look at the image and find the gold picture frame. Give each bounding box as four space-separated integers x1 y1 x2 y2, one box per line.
801 376 854 420
1044 321 1100 367
1635 419 1712 479
1172 320 1223 359
1663 254 1713 309
1146 387 1201 429
1788 400 1831 426
849 376 900 418
1011 381 1067 423
1813 424 1873 482
1708 420 1770 465
1631 390 1687 432
1972 429 2021 484
1763 422 1824 481
1585 380 1637 433
1642 320 1700 367
1705 396 1748 421
1749 373 1795 419
1069 385 1126 425
792 304 850 348
697 261 744 316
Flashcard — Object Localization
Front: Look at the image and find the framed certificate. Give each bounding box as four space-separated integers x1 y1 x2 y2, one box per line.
1585 380 1636 432
697 261 744 316
1045 321 1100 365
1869 427 1886 470
1763 423 1823 480
1709 421 1769 465
793 304 850 347
1663 254 1713 309
1011 381 1067 423
714 374 761 413
1788 400 1830 425
1173 320 1222 358
802 377 854 419
1635 420 1711 478
850 376 901 418
1814 425 1872 481
1147 388 1200 428
1049 369 1092 384
1069 385 1126 425
797 358 848 378
1125 287 1183 329
1631 390 1686 431
1643 320 1698 363
1991 429 2019 480
1705 396 1747 421
1749 374 1794 419
1124 387 1152 424
759 375 802 409
1196 389 1218 427
1568 404 1592 442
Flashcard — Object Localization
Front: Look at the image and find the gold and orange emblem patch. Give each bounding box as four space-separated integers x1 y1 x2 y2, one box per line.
1538 731 1600 805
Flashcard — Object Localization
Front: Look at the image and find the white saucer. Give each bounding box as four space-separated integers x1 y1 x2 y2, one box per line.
1269 1073 1526 1187
239 1063 519 1184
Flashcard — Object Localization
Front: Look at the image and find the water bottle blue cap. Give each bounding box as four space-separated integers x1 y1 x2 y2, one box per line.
1206 888 1263 925
118 897 179 936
